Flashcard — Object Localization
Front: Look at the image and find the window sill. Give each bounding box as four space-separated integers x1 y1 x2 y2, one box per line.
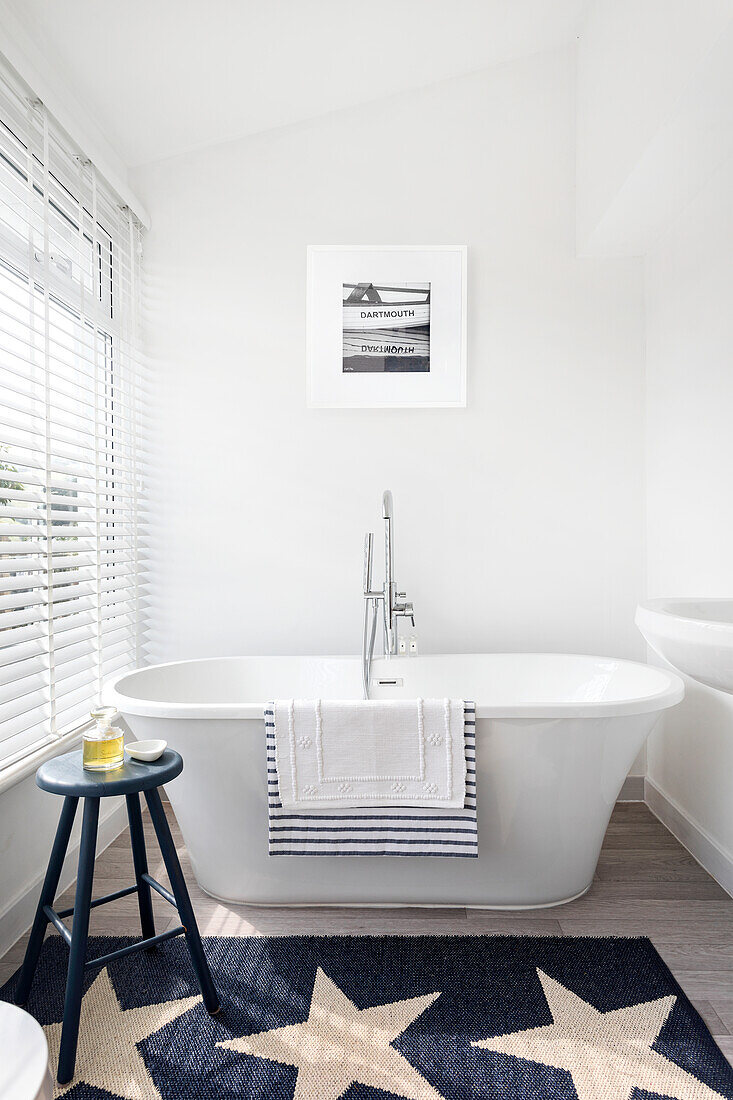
0 713 121 796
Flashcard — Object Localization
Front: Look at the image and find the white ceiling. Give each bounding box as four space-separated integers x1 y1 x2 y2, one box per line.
1 0 587 168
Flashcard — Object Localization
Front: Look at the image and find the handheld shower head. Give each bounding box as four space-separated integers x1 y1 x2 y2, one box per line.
361 490 414 690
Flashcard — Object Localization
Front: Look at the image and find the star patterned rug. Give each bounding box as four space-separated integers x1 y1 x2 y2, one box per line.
2 934 732 1099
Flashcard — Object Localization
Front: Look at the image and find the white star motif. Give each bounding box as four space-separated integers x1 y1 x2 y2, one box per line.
217 966 443 1100
473 968 726 1100
44 968 202 1099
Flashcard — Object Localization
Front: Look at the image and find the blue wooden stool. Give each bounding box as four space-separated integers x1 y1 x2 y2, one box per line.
14 748 219 1084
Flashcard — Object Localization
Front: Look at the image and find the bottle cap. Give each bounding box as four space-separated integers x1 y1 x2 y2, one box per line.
90 704 117 732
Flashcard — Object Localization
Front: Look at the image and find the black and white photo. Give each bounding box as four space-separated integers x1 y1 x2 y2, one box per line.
342 282 430 373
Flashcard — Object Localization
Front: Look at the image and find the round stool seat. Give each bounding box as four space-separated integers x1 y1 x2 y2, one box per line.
0 1002 53 1100
36 749 183 797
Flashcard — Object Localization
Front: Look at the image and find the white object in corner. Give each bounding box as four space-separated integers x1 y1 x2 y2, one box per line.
636 598 733 693
0 1003 52 1100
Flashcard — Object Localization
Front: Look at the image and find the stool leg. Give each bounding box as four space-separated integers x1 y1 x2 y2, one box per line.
125 793 156 944
58 796 99 1085
15 795 78 1006
144 787 219 1014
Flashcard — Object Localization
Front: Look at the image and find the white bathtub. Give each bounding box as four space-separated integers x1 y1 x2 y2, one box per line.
108 653 683 909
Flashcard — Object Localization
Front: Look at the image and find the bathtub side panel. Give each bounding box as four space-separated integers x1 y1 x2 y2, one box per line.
123 712 659 908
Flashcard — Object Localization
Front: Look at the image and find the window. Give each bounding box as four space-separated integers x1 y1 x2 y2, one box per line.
0 63 144 770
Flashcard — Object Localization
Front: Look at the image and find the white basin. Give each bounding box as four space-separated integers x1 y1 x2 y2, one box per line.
636 598 733 693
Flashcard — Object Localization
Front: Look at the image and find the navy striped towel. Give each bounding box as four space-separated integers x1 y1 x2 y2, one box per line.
266 703 477 857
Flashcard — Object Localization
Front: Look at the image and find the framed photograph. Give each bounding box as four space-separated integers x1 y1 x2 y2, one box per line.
307 245 467 408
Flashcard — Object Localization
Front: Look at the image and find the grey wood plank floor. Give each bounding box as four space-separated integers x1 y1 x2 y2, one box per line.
2 800 732 1062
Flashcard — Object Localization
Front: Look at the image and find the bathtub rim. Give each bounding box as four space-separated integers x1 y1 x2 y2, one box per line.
106 652 684 721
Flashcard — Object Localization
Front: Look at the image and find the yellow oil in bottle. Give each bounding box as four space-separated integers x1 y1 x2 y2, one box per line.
83 733 124 770
83 706 124 771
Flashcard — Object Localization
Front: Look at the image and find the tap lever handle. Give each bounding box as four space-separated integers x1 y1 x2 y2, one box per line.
395 599 414 627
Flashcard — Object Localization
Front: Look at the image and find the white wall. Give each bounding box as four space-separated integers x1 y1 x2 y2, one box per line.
0 771 126 957
0 713 135 957
133 47 646 671
576 0 732 253
645 151 733 871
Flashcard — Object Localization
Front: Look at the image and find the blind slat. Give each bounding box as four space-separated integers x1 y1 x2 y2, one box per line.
0 668 48 709
0 650 46 689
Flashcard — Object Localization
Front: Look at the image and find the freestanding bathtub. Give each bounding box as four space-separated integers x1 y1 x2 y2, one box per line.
108 653 683 909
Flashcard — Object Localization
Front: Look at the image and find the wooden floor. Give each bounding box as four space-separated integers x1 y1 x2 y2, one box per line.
2 801 732 1062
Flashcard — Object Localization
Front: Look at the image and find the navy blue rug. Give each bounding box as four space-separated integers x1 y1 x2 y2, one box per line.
2 934 732 1099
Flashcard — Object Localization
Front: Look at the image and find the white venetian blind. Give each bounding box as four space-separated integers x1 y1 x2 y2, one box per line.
0 61 145 770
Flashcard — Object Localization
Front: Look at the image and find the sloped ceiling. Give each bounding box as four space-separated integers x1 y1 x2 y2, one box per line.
0 0 587 167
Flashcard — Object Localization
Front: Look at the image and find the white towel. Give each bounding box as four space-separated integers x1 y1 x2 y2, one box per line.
272 698 466 809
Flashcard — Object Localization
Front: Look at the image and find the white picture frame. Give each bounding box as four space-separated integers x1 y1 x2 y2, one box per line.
307 245 467 408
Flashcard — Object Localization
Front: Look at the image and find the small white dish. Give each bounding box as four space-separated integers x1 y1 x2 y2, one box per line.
125 739 167 762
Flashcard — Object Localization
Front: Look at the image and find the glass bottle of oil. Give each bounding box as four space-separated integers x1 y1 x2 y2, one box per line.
83 705 124 771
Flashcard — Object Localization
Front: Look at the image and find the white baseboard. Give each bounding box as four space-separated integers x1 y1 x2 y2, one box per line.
618 775 645 801
645 777 733 899
0 799 129 960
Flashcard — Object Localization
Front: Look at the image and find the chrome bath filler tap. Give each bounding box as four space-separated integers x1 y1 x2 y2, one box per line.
362 490 415 698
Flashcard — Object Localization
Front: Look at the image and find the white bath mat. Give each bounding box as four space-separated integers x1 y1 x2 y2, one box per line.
271 698 466 809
